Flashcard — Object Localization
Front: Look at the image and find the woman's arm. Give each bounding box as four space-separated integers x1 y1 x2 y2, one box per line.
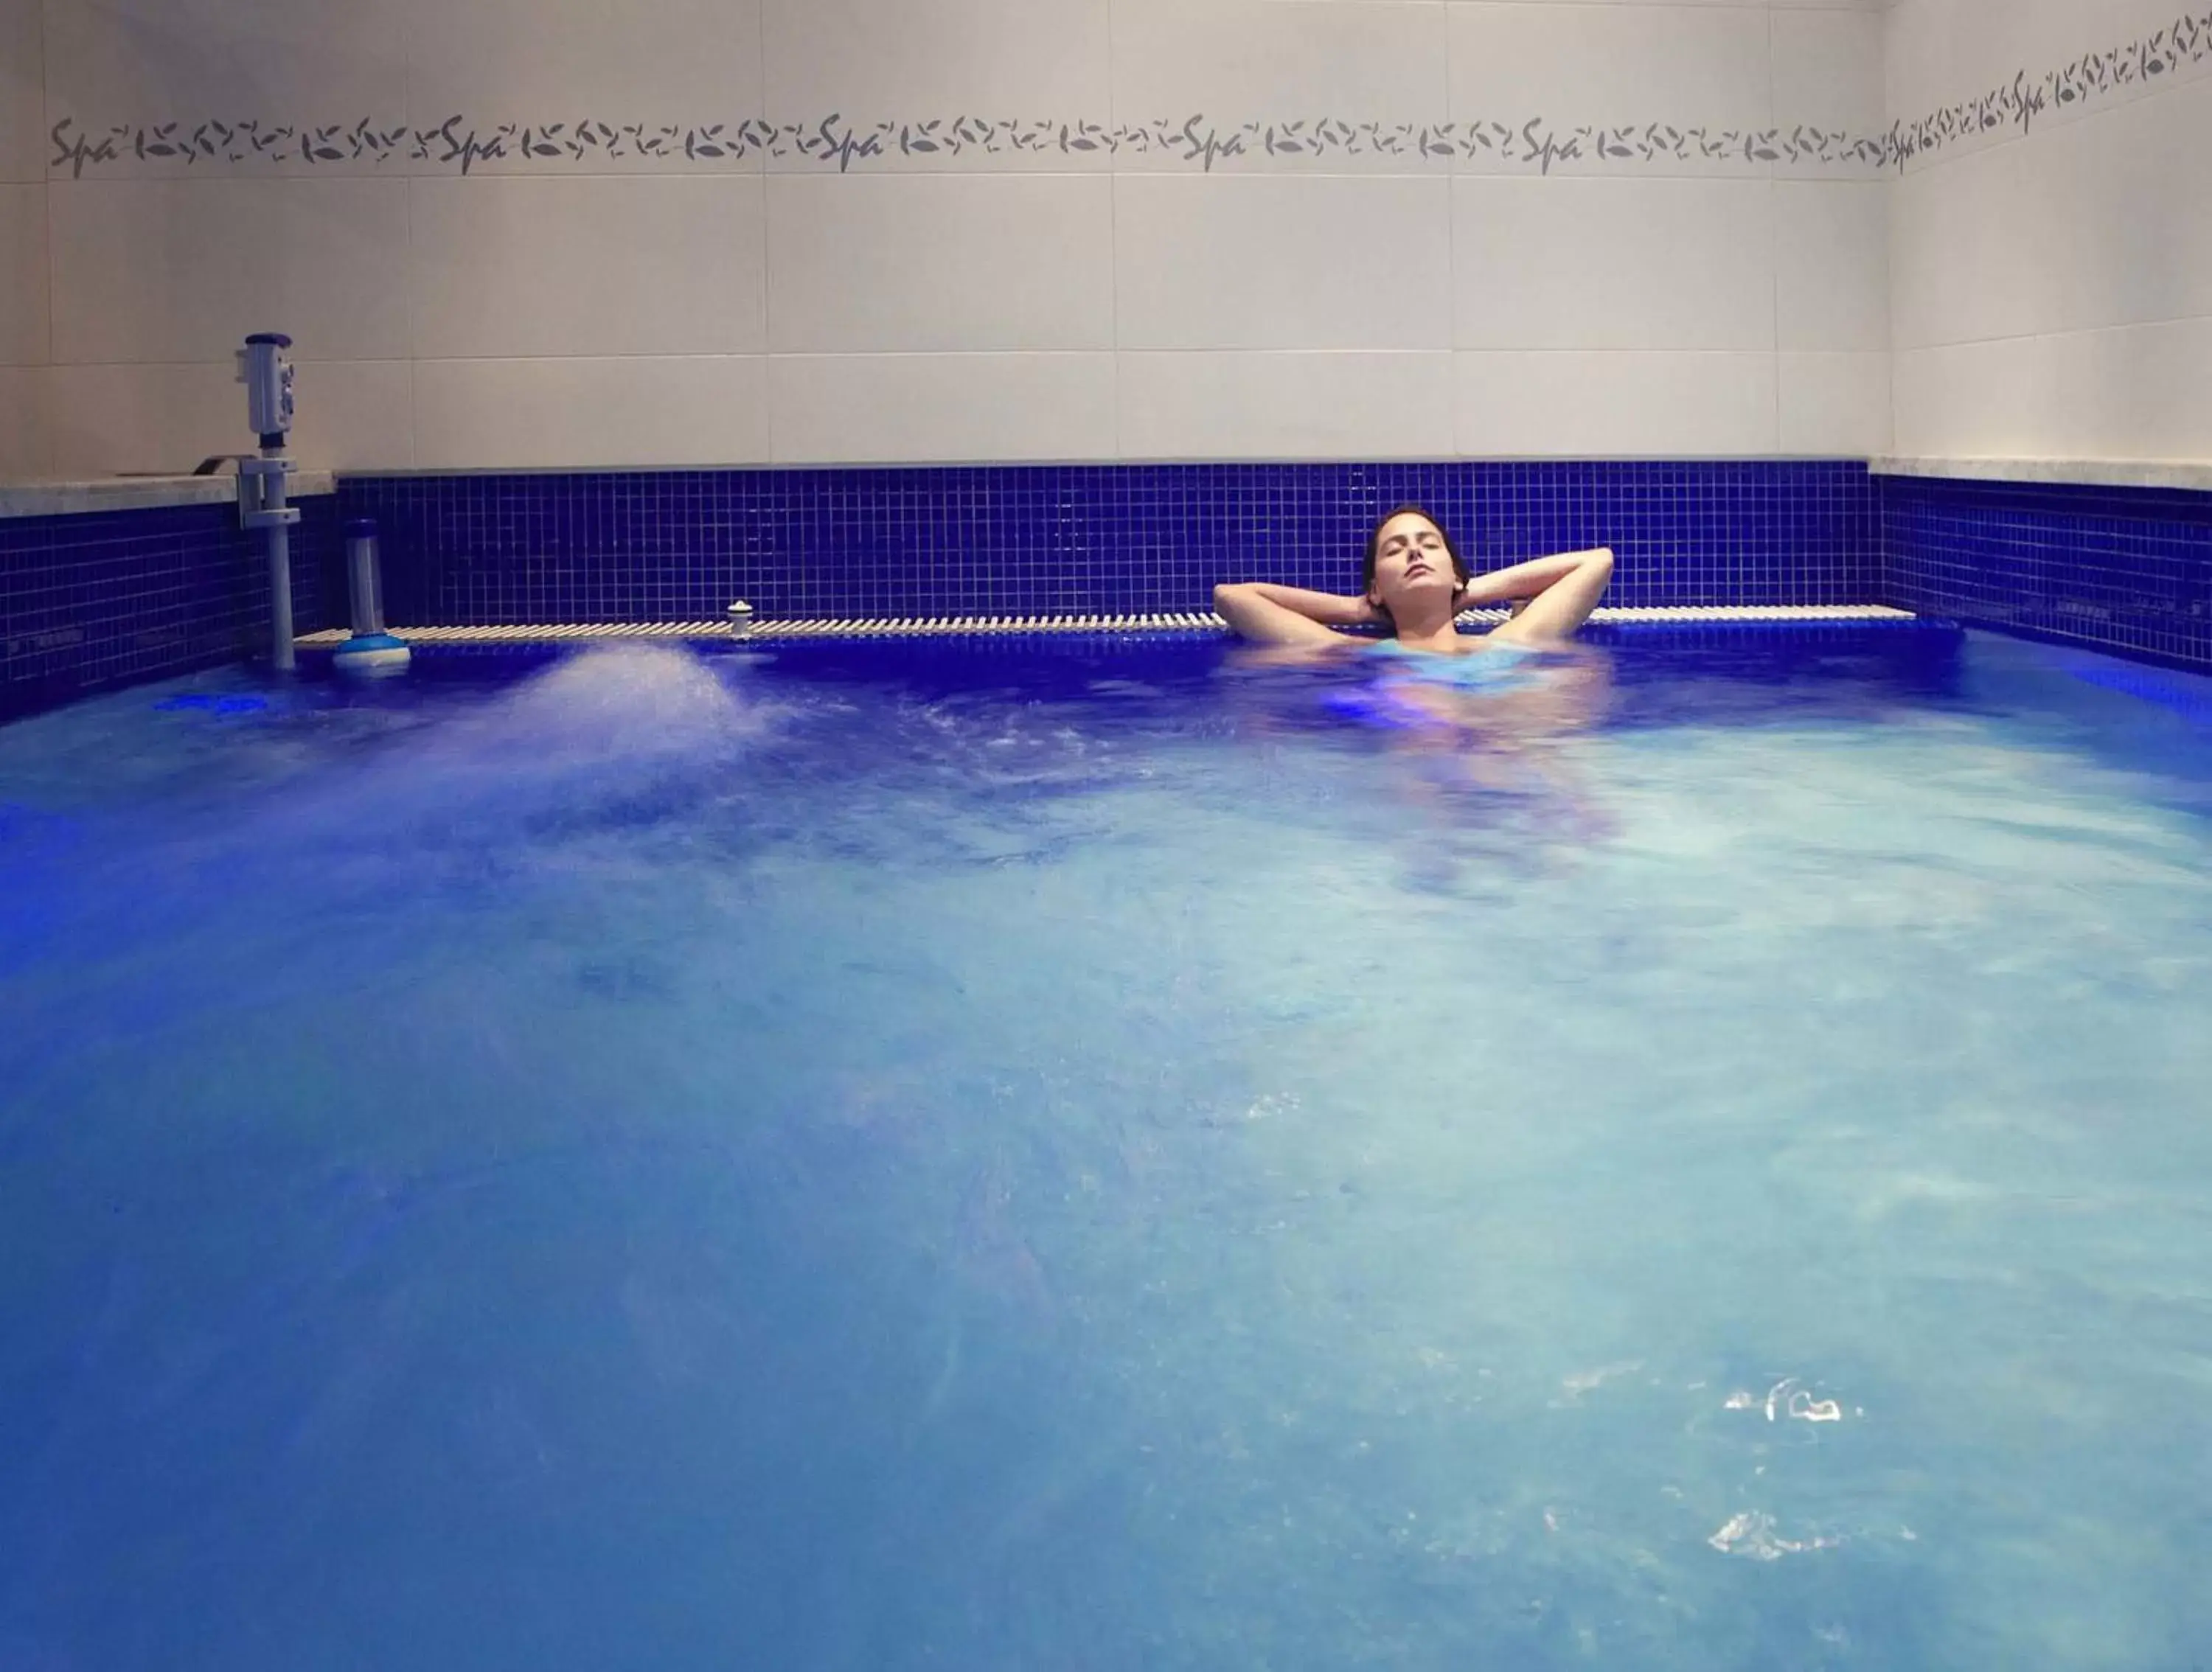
1213 582 1379 647
1472 547 1615 646
1457 548 1613 608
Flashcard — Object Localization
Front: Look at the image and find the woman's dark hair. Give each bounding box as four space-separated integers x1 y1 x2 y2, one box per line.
1362 505 1467 597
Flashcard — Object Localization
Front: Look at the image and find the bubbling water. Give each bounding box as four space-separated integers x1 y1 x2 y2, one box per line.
2 630 2211 1672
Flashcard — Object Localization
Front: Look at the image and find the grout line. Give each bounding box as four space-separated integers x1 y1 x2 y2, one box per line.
1106 0 1122 461
403 350 419 470
69 324 2212 369
402 175 419 461
1444 0 1463 453
1767 4 1781 452
19 349 1888 375
37 0 55 470
400 2 418 470
31 164 1871 184
1893 311 2212 355
1882 4 1901 462
757 0 779 462
36 0 49 313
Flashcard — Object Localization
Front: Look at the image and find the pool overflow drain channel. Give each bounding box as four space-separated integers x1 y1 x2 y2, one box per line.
296 605 1919 648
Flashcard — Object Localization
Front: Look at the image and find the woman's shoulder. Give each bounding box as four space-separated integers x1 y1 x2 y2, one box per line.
1367 636 1548 689
1366 634 1518 660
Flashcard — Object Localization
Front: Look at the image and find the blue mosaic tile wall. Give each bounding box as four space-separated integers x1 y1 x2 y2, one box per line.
9 464 2210 726
338 461 1877 626
1881 476 2212 672
0 496 339 724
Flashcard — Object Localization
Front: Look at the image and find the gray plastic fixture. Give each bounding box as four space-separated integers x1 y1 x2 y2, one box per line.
234 333 302 672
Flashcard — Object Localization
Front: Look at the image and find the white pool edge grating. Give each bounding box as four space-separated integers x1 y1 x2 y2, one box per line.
297 606 1919 648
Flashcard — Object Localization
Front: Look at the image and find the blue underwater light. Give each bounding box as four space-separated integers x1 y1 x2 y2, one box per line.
155 694 269 716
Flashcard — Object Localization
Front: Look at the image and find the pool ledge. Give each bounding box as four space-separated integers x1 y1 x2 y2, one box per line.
0 472 338 520
1871 456 2212 494
297 606 1920 649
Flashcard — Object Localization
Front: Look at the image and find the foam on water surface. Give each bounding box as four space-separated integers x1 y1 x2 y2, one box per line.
1 630 2210 1671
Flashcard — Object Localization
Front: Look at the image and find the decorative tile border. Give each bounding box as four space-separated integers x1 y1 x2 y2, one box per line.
41 5 2212 181
47 112 1884 178
1895 6 2212 168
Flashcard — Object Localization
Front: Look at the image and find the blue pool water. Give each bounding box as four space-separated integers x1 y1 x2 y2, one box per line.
3 626 2211 1671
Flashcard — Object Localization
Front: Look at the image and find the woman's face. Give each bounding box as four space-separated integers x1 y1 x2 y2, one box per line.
1368 512 1461 613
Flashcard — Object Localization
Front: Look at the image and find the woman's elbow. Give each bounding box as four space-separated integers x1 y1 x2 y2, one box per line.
1214 582 1252 613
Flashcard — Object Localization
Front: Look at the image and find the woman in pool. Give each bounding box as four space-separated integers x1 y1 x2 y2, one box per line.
1213 506 1614 653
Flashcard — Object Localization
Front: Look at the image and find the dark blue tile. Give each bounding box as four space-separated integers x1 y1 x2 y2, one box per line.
2 496 340 724
334 461 1882 629
18 462 2207 728
1880 475 2212 670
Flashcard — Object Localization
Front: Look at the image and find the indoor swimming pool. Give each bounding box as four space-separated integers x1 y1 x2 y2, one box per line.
2 624 2210 1670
